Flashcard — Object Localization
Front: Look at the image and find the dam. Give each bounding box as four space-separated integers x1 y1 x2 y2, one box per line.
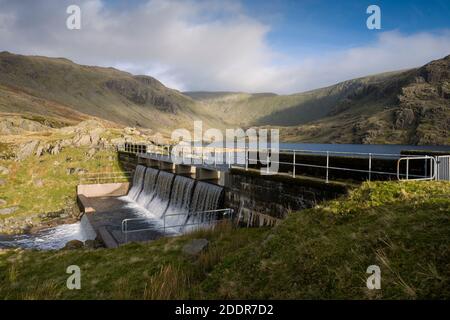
74 143 450 248
77 163 227 247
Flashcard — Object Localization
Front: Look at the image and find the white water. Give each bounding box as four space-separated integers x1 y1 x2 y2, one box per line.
0 216 96 250
136 167 159 207
164 175 196 231
128 165 146 201
145 171 175 218
125 167 224 233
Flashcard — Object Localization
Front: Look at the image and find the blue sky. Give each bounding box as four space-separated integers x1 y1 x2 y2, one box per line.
243 0 450 56
105 0 450 58
1 0 449 93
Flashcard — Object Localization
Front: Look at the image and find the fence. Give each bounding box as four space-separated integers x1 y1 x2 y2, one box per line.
79 171 133 184
436 155 450 181
117 143 450 183
121 208 234 243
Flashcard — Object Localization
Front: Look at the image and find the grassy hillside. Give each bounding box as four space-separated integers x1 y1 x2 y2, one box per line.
0 181 448 299
1 51 449 144
0 52 220 134
185 71 406 128
187 55 450 145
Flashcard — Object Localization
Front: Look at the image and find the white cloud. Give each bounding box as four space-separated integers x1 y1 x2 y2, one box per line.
0 0 449 94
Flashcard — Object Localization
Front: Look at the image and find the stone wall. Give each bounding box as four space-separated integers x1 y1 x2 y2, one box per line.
118 151 138 172
224 168 349 226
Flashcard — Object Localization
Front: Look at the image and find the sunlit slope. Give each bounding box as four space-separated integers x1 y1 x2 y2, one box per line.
0 52 217 133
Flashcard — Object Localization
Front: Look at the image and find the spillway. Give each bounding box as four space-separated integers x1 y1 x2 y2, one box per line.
136 167 159 208
128 165 146 201
125 166 224 233
145 170 175 218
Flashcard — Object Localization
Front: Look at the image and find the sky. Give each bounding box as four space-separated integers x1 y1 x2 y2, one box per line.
0 0 449 94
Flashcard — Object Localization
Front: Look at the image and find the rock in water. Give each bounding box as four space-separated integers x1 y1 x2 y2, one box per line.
182 239 209 256
63 240 84 250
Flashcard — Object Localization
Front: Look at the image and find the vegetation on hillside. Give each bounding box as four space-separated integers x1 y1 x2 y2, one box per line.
1 51 448 144
0 181 448 299
0 115 161 233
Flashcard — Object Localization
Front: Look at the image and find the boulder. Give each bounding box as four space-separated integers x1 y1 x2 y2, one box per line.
0 206 19 215
35 145 45 157
63 240 84 250
87 148 96 157
0 166 9 175
182 239 209 256
50 143 61 155
33 178 44 187
84 239 104 249
16 140 39 160
73 133 92 146
0 199 6 205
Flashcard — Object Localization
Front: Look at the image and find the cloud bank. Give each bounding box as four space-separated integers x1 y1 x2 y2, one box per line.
0 0 449 94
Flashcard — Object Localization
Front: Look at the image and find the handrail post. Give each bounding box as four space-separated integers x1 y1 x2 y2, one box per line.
293 150 296 178
266 150 269 174
368 153 372 181
245 145 248 171
406 158 409 180
326 151 329 183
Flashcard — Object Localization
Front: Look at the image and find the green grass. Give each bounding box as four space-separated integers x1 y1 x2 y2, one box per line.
0 146 122 225
0 181 449 299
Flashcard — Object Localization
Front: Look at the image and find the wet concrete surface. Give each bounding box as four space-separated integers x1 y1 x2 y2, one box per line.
85 196 171 246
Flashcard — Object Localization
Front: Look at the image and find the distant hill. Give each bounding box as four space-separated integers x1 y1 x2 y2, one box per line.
0 51 448 144
186 56 450 145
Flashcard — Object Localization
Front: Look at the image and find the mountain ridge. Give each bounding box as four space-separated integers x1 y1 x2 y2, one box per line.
0 51 448 145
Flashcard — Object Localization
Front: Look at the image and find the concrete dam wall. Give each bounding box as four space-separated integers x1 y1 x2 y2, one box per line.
118 151 350 228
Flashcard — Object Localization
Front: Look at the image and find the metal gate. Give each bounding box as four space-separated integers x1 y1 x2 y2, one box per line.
436 155 450 181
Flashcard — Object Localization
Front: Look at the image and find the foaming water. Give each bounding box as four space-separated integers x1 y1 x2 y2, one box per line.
128 165 146 201
136 167 159 207
145 171 175 218
0 216 96 250
125 167 224 234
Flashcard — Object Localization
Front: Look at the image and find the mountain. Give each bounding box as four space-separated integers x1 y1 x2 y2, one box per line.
186 56 450 145
0 51 219 134
0 51 449 144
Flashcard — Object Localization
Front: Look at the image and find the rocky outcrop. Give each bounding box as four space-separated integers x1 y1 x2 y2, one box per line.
0 117 50 135
395 108 415 129
104 78 179 113
16 140 39 160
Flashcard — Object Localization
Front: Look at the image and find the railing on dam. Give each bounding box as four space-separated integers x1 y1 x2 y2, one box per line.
121 208 234 243
118 144 449 183
79 171 133 184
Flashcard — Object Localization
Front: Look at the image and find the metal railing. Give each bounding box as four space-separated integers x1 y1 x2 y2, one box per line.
397 156 437 181
121 208 234 243
119 143 450 183
79 171 133 184
436 155 450 181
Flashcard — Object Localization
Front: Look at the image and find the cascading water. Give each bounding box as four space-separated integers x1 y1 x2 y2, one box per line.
164 175 196 230
145 171 175 218
190 181 223 213
186 181 223 230
136 167 159 208
128 165 146 201
125 166 224 234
